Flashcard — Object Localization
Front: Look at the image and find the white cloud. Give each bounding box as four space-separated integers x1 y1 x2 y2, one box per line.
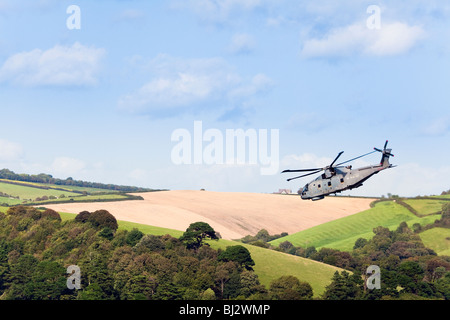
281 153 333 172
118 55 272 115
0 139 23 161
301 21 425 58
128 168 149 182
173 0 263 23
422 116 450 136
51 157 86 177
228 73 273 99
227 33 256 54
349 162 450 198
0 42 105 87
118 9 145 21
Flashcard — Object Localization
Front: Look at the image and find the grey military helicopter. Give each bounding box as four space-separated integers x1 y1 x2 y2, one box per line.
282 140 395 201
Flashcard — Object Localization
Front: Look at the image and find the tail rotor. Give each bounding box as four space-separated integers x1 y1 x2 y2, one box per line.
374 140 394 166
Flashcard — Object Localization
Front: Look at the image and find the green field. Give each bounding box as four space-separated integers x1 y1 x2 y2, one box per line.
270 200 442 252
403 198 448 215
420 228 450 256
0 179 137 206
0 181 79 203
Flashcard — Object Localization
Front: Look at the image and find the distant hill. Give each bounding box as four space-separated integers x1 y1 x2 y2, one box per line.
0 169 164 207
0 168 157 193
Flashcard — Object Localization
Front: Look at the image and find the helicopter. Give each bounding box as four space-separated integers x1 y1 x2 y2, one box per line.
281 140 395 201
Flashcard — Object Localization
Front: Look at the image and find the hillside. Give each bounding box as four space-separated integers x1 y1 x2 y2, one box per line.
0 173 155 207
44 190 374 240
269 200 443 251
207 239 344 297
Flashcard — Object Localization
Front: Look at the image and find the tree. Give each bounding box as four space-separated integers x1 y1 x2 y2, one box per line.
78 283 105 300
41 209 61 221
443 203 450 218
218 245 255 270
239 270 267 298
214 261 233 298
322 271 363 300
126 228 144 247
87 209 118 231
29 261 67 300
200 288 216 300
435 273 450 300
354 237 368 250
397 261 424 294
179 222 218 250
6 254 39 299
135 234 166 253
75 211 91 223
269 275 313 300
278 241 294 252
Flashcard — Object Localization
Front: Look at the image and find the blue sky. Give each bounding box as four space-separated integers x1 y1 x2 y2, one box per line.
0 0 449 197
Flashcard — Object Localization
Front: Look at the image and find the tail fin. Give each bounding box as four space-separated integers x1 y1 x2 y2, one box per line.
374 140 394 168
380 148 392 167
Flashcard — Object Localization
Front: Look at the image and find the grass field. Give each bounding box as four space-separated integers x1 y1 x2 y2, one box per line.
403 198 448 215
36 193 133 205
420 228 450 256
0 179 136 206
269 200 442 252
0 181 79 202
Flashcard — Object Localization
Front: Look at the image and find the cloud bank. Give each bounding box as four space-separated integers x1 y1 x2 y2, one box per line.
0 42 105 87
301 22 425 58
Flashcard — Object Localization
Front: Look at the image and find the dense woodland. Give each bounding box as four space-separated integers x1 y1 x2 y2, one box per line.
0 206 312 300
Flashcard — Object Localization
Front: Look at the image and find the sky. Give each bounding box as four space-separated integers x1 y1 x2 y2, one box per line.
0 0 449 197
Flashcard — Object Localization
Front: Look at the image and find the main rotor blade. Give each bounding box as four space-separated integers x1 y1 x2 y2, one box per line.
374 147 383 152
281 168 322 173
287 170 322 182
384 140 388 149
329 151 344 168
336 150 376 166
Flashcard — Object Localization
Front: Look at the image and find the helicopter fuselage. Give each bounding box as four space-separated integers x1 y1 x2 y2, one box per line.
299 164 393 200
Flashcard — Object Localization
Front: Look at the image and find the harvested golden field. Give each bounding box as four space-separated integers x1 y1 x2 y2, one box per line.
45 190 374 240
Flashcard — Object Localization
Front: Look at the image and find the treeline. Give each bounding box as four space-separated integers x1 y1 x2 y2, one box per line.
0 168 156 193
0 206 313 300
240 229 288 247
